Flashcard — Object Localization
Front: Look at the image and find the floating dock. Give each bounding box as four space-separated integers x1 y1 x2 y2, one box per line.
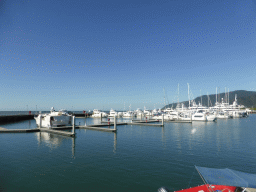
0 116 165 136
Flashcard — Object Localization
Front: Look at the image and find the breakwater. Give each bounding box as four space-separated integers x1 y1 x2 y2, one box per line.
0 113 90 124
0 115 34 123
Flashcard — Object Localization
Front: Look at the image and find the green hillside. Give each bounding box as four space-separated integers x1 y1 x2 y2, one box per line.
164 90 256 109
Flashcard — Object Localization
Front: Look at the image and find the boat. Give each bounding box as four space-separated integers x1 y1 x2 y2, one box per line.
123 111 135 118
217 111 232 119
158 166 256 192
91 109 108 118
192 110 207 121
152 112 174 121
108 109 118 117
34 107 72 128
134 108 144 117
144 107 152 116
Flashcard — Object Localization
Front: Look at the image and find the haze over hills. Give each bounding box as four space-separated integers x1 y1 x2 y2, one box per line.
163 90 256 109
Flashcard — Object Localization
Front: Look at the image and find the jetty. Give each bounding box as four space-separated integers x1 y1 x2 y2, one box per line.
0 115 165 136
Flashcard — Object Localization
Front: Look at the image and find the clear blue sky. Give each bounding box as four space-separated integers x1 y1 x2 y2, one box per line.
1 0 256 111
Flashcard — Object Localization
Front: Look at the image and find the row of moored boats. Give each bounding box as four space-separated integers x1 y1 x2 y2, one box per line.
92 95 251 122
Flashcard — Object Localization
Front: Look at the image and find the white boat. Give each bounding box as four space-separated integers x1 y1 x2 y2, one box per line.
108 109 118 117
178 112 192 121
152 113 173 121
206 112 217 121
123 111 135 118
34 107 72 128
217 111 232 119
91 109 108 118
144 107 152 116
134 108 144 117
192 110 207 121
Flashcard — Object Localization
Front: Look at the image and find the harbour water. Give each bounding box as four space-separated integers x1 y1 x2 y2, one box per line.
0 115 256 192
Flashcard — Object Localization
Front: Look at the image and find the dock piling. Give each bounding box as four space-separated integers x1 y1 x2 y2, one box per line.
114 116 117 131
39 115 42 128
72 116 75 134
162 114 164 126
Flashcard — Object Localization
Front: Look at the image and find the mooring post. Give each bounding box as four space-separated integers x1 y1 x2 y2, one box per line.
114 116 117 131
72 116 75 134
100 113 102 122
39 115 41 128
162 114 164 126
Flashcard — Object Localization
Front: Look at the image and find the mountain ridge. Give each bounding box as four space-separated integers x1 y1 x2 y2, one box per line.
163 90 256 109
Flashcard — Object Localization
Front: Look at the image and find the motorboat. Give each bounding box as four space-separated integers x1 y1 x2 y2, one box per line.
152 112 174 121
108 109 118 117
123 111 135 118
178 112 192 121
117 112 123 117
192 110 207 121
91 109 108 118
217 111 232 119
134 108 144 117
206 111 217 121
34 107 72 128
158 166 256 192
144 108 152 116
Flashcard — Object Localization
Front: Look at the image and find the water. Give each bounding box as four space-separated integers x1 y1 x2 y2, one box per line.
0 116 256 192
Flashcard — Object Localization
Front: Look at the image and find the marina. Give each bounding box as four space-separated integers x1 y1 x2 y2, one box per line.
0 114 256 191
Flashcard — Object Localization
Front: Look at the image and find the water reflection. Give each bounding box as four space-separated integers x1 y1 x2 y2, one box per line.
36 132 76 158
113 132 117 153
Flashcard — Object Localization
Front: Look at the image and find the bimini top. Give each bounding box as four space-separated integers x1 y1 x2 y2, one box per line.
195 166 256 188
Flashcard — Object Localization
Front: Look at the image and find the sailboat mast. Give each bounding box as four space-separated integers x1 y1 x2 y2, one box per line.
228 88 229 104
216 87 217 105
178 83 179 105
163 88 166 109
187 83 190 108
200 89 202 106
225 87 227 103
207 92 209 107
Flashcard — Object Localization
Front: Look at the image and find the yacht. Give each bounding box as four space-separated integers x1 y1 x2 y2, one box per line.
192 110 207 121
34 107 72 128
143 107 152 116
91 109 108 118
123 111 135 118
108 109 118 117
134 108 144 117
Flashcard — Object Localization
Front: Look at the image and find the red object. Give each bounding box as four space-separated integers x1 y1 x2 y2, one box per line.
108 118 110 125
29 111 31 115
83 110 86 114
175 184 237 192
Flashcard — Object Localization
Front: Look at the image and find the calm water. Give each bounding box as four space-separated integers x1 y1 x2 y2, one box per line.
0 115 256 192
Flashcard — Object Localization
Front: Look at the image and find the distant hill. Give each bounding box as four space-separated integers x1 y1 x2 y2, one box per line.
163 90 256 109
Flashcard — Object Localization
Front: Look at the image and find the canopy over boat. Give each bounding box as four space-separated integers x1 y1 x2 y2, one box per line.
195 166 256 188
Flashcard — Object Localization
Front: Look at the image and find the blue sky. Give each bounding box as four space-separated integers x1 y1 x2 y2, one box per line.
1 0 256 111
